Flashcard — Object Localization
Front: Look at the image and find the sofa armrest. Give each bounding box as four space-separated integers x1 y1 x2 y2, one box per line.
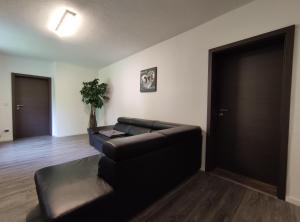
102 132 166 161
90 125 115 134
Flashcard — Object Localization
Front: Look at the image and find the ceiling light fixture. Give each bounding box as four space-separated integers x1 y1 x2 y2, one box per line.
48 7 81 38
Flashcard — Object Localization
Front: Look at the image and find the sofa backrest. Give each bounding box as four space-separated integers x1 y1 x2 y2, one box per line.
102 132 166 162
113 117 180 136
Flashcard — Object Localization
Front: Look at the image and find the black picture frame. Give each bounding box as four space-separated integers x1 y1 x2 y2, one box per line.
140 67 157 92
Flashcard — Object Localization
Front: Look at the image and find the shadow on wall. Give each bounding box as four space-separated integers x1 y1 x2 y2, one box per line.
201 130 206 171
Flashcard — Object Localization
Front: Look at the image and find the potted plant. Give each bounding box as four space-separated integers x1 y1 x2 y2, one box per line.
80 78 109 133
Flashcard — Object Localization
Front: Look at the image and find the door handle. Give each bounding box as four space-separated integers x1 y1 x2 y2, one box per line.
16 104 24 111
218 108 229 117
219 108 229 112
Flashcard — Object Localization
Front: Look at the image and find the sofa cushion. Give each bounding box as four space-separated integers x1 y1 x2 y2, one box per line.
34 155 114 221
114 122 152 135
114 123 130 133
127 125 151 135
99 129 126 138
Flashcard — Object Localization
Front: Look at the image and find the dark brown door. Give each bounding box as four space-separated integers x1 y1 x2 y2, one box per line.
13 74 51 139
207 26 295 199
214 40 284 186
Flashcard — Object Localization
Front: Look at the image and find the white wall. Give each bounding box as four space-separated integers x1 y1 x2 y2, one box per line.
0 54 55 141
52 63 98 137
0 54 98 140
99 0 300 205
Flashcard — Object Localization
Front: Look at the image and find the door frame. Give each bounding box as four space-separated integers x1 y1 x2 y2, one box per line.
11 73 52 140
206 25 295 200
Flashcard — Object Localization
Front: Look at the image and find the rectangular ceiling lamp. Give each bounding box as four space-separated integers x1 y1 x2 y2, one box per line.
49 8 80 37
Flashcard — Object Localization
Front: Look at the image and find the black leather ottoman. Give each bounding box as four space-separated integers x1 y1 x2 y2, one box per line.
34 155 115 222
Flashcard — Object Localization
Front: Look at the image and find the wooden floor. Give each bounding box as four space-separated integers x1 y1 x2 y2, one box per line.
0 135 300 222
211 168 277 196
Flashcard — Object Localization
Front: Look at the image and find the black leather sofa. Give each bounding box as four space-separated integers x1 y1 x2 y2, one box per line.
34 117 202 222
89 117 181 151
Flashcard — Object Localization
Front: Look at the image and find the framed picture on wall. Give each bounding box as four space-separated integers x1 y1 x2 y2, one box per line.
140 67 157 92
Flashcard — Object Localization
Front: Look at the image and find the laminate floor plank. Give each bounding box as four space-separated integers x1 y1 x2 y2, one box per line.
0 135 299 222
184 181 245 222
141 174 217 222
0 135 98 222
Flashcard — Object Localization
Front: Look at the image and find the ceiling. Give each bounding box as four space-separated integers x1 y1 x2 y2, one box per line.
0 0 254 68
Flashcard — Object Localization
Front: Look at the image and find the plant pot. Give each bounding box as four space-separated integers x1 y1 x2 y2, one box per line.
89 110 97 129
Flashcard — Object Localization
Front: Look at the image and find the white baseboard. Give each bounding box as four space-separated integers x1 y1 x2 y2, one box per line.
0 138 13 143
52 132 88 138
286 196 300 206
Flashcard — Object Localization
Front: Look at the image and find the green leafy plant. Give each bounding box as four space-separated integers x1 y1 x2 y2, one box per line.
80 78 109 128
